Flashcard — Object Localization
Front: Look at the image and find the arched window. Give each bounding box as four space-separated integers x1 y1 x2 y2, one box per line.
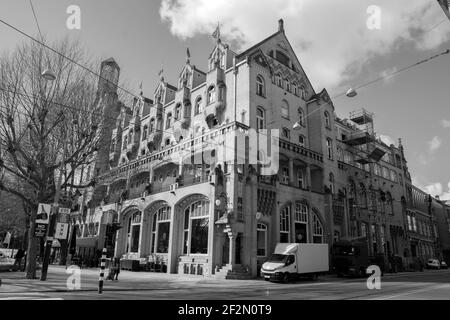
326 138 333 160
295 202 308 243
149 118 155 133
183 200 210 255
175 104 182 120
165 113 172 129
256 75 265 97
298 135 305 147
282 128 290 139
281 100 290 119
165 138 171 146
324 111 331 128
142 125 148 141
151 206 172 254
194 97 203 115
298 107 305 126
257 223 268 257
312 213 324 243
280 206 291 243
207 86 216 104
300 86 307 100
256 107 265 130
293 83 299 96
276 73 283 88
286 81 292 93
126 212 142 253
128 130 133 145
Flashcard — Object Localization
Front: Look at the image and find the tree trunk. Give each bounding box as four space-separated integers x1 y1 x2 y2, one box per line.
25 208 38 279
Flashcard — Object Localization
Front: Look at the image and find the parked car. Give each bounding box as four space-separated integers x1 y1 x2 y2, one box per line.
440 261 448 269
426 259 441 270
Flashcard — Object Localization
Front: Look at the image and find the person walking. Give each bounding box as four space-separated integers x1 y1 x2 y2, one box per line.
13 248 25 270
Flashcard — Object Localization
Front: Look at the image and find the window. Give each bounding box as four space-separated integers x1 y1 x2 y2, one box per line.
281 167 289 185
257 223 268 257
324 111 331 128
298 108 305 126
183 200 210 255
298 169 304 189
281 100 290 119
207 86 216 104
256 75 265 97
149 118 155 133
142 125 148 141
286 81 292 92
280 206 290 243
407 214 413 231
276 73 283 88
313 213 323 243
295 202 308 243
293 83 299 96
282 128 290 139
175 104 182 120
151 206 171 254
165 113 172 129
128 130 133 145
194 97 203 115
299 135 305 147
123 136 128 150
300 86 307 100
326 138 333 160
126 212 142 253
329 173 335 194
218 85 226 101
256 107 266 131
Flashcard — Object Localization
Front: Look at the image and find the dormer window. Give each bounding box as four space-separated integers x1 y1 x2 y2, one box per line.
207 86 216 104
293 83 299 96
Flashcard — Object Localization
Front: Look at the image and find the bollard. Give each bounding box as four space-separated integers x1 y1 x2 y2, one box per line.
98 248 107 294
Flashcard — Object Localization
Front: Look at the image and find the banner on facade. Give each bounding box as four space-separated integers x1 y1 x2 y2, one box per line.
54 223 69 240
36 203 51 224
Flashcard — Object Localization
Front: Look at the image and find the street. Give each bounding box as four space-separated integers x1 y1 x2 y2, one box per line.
1 266 449 300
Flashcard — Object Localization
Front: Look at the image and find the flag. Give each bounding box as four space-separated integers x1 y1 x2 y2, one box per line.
212 23 220 40
3 232 11 246
158 68 164 77
186 48 191 59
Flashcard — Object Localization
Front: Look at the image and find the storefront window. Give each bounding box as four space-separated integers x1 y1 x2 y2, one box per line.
280 206 290 243
183 200 210 255
151 206 172 254
157 222 170 253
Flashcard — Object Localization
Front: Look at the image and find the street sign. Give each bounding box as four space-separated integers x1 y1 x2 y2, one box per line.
54 223 69 240
36 203 51 224
34 223 48 238
58 207 71 215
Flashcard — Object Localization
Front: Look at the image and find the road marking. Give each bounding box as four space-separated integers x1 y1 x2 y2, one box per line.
370 283 450 300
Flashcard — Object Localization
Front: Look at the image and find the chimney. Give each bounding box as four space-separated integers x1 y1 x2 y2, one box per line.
278 18 284 32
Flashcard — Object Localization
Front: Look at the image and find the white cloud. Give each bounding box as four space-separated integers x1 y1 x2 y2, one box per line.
379 134 396 146
441 119 450 128
159 0 450 89
420 182 450 201
428 136 442 153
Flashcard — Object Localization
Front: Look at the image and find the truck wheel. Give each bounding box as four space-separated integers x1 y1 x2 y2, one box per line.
283 273 290 283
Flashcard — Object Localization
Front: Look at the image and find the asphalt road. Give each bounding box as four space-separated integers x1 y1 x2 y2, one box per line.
1 266 449 300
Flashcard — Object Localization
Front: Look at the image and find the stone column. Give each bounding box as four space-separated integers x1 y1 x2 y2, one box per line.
288 159 294 186
306 165 311 190
228 232 236 267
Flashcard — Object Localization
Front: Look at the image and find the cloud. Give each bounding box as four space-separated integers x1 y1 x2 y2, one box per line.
159 0 450 89
420 182 450 201
428 136 442 153
379 134 396 146
441 119 450 128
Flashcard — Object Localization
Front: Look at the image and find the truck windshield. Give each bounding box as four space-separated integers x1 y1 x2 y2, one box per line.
334 246 356 256
267 254 287 263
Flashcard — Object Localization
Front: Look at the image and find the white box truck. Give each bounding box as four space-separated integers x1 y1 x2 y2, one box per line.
261 243 329 283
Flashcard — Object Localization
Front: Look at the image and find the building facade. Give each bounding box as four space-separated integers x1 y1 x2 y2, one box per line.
68 19 448 277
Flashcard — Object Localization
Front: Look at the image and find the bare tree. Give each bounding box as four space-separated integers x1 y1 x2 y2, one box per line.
0 37 103 279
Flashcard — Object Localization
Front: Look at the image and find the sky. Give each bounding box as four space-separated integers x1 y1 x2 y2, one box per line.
1 0 450 200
